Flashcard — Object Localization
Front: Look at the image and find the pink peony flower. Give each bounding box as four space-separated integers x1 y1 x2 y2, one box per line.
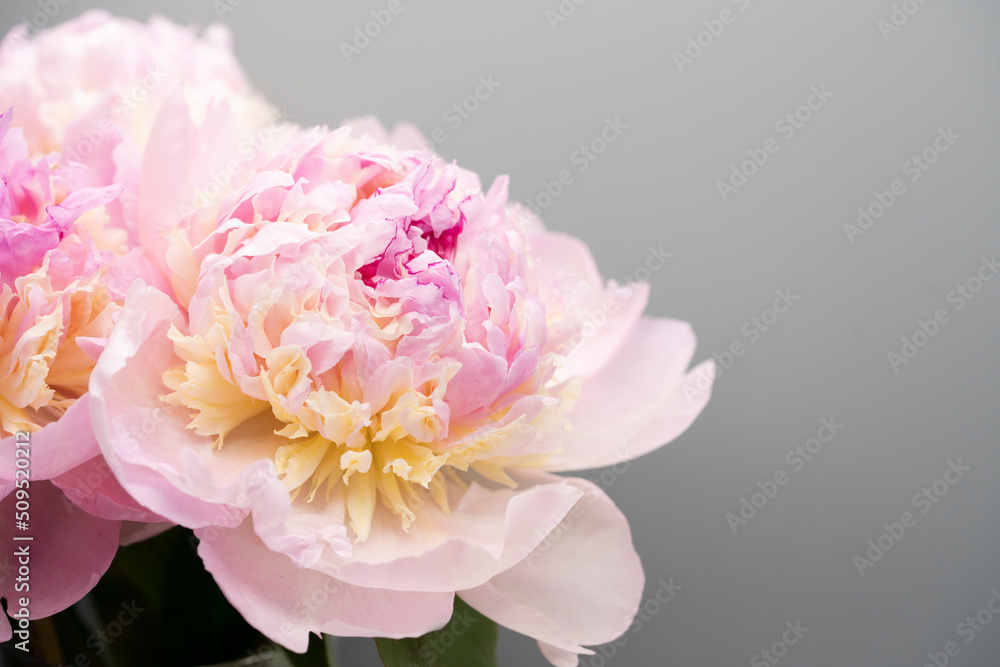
0 108 164 642
91 111 714 665
0 9 273 159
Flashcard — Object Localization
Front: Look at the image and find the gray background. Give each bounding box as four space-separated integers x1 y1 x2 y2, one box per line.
3 0 999 665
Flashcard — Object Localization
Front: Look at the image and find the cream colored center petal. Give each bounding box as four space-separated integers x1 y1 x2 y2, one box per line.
163 288 575 543
0 269 119 437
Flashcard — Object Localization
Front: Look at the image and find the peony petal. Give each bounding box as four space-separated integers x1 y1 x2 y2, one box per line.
92 284 314 536
197 519 454 652
255 479 584 594
0 395 100 481
0 482 119 629
544 317 714 472
528 231 650 380
51 455 165 523
90 283 243 528
460 476 643 663
45 183 124 230
539 641 588 667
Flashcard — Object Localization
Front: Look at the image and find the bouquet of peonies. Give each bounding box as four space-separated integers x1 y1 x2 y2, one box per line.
0 11 713 667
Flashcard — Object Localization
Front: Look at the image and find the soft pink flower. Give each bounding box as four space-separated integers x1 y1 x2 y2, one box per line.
0 109 164 642
0 10 272 158
92 114 713 665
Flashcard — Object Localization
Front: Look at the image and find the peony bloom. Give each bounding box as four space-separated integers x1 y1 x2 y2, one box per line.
92 114 714 665
0 108 165 643
0 9 273 159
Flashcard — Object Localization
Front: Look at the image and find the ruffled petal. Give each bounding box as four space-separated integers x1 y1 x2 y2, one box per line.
90 283 248 528
254 478 583 593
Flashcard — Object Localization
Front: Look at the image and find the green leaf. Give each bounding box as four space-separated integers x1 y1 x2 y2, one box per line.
375 597 498 667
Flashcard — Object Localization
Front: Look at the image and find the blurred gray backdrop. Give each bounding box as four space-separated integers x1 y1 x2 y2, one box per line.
3 1 999 665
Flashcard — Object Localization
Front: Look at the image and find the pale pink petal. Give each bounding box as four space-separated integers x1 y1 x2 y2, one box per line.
136 92 194 275
460 476 643 663
527 231 650 380
90 283 243 528
544 317 714 472
460 582 587 656
51 455 165 523
539 642 587 667
254 479 584 593
197 519 454 652
0 395 100 481
527 232 603 292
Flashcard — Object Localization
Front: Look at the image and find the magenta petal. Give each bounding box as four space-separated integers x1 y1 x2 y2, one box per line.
45 183 125 230
0 218 61 284
197 519 455 652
